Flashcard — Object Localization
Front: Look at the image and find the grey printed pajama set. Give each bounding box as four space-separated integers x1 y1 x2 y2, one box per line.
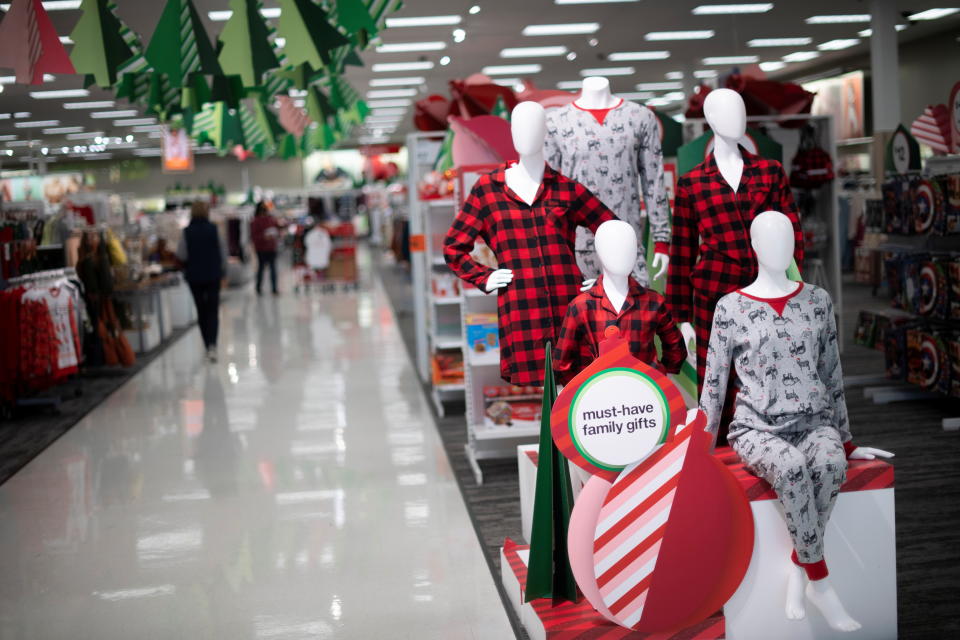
700 283 855 577
544 100 670 284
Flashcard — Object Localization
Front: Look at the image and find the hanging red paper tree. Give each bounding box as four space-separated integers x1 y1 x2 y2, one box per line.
0 0 75 84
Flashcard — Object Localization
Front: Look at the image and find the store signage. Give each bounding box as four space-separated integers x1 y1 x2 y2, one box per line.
409 234 425 253
950 81 960 154
885 124 921 174
161 126 194 173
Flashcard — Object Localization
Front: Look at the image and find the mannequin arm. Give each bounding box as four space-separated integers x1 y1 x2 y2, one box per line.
484 269 514 292
679 322 696 357
650 251 669 281
848 446 894 460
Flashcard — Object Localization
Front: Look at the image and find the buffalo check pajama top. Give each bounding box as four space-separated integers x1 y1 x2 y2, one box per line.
701 284 856 571
443 164 616 386
666 148 803 399
554 276 686 385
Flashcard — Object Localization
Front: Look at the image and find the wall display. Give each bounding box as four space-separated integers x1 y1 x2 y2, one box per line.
0 173 84 204
803 71 865 141
161 126 195 173
545 99 670 284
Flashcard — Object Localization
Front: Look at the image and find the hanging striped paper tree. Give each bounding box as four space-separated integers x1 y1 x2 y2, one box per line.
276 0 351 70
239 98 284 158
217 0 280 90
0 0 75 84
192 101 245 154
145 0 222 88
68 0 135 88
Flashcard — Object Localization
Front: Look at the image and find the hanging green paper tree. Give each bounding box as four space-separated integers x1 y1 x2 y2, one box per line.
276 0 351 70
335 0 379 42
68 0 135 88
433 128 455 173
192 101 245 154
239 98 281 158
217 0 280 89
525 344 579 604
146 0 223 87
492 95 510 121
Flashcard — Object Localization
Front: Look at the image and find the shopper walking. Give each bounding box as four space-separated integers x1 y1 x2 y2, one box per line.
250 201 280 295
177 201 226 362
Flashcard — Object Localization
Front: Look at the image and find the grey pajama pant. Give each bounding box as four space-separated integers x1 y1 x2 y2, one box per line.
731 426 848 563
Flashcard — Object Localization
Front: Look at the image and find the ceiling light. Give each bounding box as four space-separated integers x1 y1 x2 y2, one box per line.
376 41 446 53
66 131 104 139
637 81 683 90
371 61 434 72
0 135 16 141
665 71 684 80
858 25 907 36
566 51 577 61
367 89 418 99
385 15 462 27
646 98 674 107
261 7 280 18
555 0 639 4
692 4 773 14
440 56 451 65
702 55 759 65
273 37 286 47
13 112 30 118
90 110 138 118
818 39 860 51
208 7 280 21
695 69 719 78
369 77 425 86
59 36 73 44
619 91 655 100
805 14 870 24
759 61 786 71
0 1 80 9
42 126 83 134
134 148 163 157
29 88 90 99
748 37 812 47
0 77 16 84
369 108 408 117
14 120 59 128
0 114 8 119
645 30 715 40
114 118 158 126
608 51 670 61
81 153 113 160
452 28 466 42
588 38 599 47
482 64 542 75
469 5 481 14
492 77 521 87
5 140 32 147
63 100 115 109
366 99 413 108
131 125 160 133
663 91 685 100
522 23 600 36
579 66 635 76
909 8 959 21
782 51 820 62
557 80 583 89
500 46 568 57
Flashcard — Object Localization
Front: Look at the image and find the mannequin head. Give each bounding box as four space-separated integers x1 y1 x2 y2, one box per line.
582 76 611 95
510 101 547 156
703 88 747 142
595 220 637 278
750 211 795 273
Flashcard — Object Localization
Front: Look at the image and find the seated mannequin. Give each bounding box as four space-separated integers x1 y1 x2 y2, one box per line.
700 211 893 632
554 220 686 384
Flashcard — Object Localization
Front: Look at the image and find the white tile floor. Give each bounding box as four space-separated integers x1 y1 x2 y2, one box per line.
0 272 514 639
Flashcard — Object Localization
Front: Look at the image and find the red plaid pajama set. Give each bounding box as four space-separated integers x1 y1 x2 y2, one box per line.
666 148 803 420
444 164 616 385
554 276 687 385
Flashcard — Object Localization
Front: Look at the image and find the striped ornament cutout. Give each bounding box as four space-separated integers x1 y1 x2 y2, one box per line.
593 420 694 629
910 105 952 154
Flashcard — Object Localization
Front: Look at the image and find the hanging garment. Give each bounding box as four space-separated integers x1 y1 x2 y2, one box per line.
305 226 332 270
666 148 803 394
545 100 670 283
553 276 687 384
23 285 79 377
444 164 616 385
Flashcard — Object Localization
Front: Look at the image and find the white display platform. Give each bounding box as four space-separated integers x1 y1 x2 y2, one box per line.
724 487 897 640
517 444 584 544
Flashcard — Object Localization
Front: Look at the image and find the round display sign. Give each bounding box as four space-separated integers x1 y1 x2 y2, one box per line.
569 368 669 471
891 130 911 174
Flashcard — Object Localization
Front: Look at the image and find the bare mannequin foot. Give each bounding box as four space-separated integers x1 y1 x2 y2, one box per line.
805 577 862 632
785 564 806 620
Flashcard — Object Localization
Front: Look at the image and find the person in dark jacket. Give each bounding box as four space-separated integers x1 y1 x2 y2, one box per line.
177 201 227 362
250 201 280 295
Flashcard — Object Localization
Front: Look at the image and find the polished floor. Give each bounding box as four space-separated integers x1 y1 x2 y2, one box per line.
0 269 514 638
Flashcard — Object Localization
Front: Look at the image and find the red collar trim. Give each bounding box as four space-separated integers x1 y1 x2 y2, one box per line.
737 282 803 316
572 98 624 125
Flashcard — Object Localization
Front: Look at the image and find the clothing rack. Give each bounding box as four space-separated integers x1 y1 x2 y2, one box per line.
5 266 76 287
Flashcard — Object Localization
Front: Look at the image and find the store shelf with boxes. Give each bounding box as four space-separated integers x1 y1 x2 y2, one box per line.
851 153 960 426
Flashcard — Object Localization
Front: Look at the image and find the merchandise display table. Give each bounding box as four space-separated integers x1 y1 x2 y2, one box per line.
513 445 896 639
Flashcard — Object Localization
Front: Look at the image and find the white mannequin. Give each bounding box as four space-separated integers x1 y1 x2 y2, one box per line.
748 211 893 631
678 88 748 351
486 101 591 294
594 220 636 312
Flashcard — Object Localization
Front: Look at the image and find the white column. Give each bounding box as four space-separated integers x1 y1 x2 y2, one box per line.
870 0 901 132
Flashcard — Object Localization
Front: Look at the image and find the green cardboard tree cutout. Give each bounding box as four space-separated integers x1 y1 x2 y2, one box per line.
217 0 280 89
276 0 351 70
68 0 135 88
525 344 579 604
146 0 223 87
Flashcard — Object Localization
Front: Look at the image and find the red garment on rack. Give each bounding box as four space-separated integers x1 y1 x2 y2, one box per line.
0 288 23 400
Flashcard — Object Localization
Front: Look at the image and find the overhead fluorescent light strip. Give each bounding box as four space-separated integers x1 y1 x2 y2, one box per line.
759 61 786 71
365 99 413 108
376 41 447 53
858 25 907 36
555 0 639 4
522 23 600 36
385 15 462 27
782 51 820 62
114 118 159 126
645 30 714 41
702 55 759 65
694 69 719 78
369 108 408 117
637 81 683 90
909 8 959 21
579 66 635 76
818 39 860 51
0 135 16 141
42 126 84 134
748 37 813 47
608 51 670 61
208 7 281 21
63 100 115 109
367 89 418 99
805 14 870 24
500 46 568 57
482 64 542 75
369 77 425 87
0 1 80 9
692 3 772 14
619 92 655 100
66 131 104 139
28 88 90 99
371 61 434 72
557 80 583 90
90 110 139 118
14 120 59 128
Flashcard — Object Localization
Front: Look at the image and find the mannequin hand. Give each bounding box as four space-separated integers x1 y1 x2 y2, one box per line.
484 269 514 292
650 251 669 281
680 322 696 359
849 446 894 460
580 278 597 292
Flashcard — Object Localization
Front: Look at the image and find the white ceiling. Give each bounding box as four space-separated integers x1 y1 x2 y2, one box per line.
0 0 958 164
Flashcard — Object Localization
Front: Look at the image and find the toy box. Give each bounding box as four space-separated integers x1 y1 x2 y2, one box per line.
465 313 499 353
483 385 542 428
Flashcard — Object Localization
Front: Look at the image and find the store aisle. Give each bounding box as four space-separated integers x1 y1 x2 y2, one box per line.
0 267 514 639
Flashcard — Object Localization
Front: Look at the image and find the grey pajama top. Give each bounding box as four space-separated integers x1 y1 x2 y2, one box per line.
700 283 852 444
544 100 670 284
